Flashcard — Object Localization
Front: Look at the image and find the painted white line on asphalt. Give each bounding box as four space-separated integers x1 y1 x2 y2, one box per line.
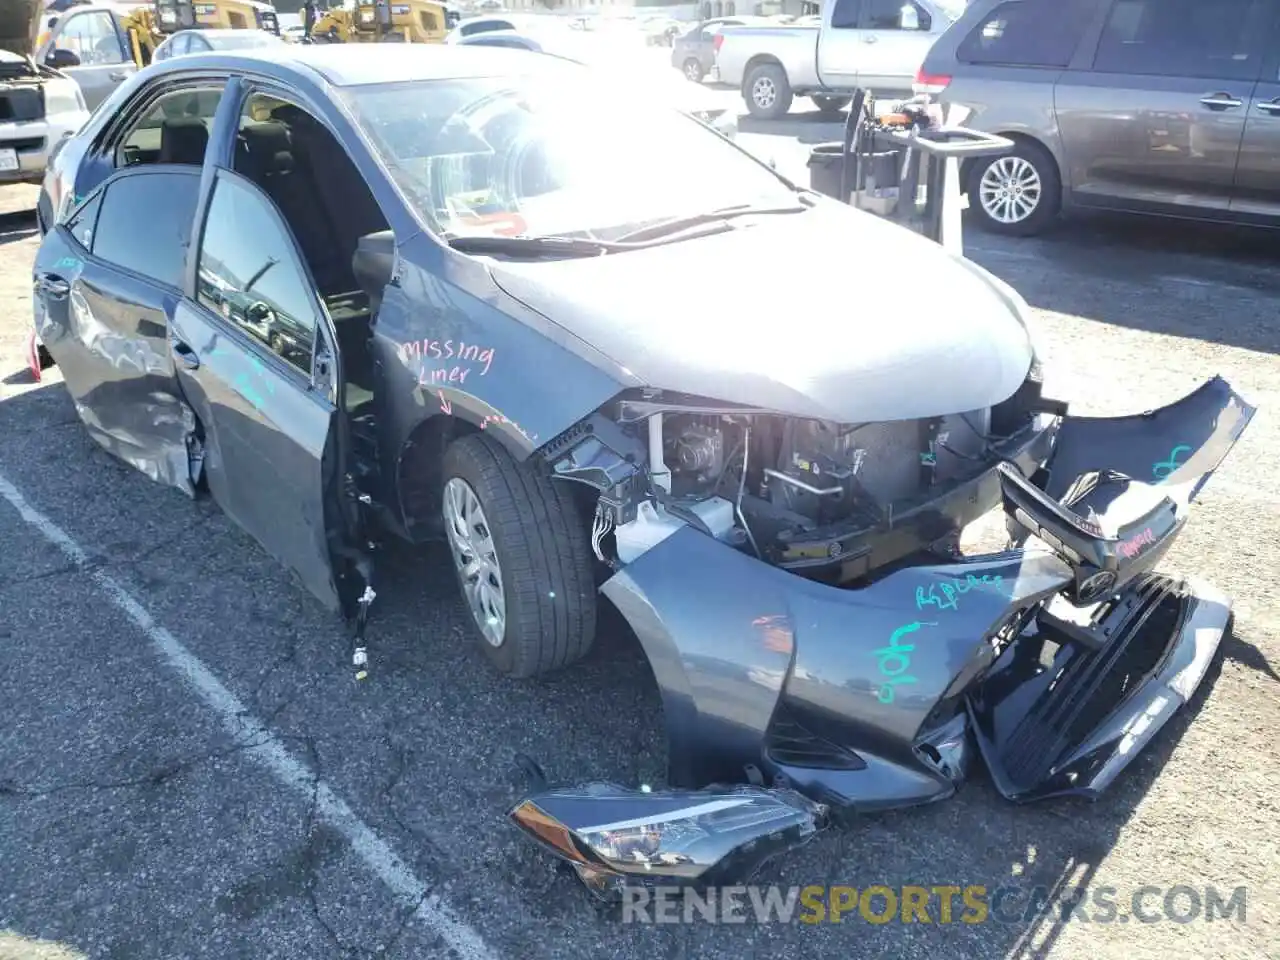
0 471 500 960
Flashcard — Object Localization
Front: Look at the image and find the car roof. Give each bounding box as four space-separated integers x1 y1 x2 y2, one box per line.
174 28 276 38
158 41 578 87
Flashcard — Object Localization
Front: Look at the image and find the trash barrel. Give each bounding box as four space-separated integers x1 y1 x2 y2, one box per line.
808 143 905 203
807 143 852 202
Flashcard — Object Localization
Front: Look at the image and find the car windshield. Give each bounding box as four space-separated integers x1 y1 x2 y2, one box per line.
339 73 797 242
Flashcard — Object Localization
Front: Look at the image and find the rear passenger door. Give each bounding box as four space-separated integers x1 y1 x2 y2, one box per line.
1229 10 1280 217
816 0 864 88
1055 0 1271 213
31 169 204 494
853 0 940 92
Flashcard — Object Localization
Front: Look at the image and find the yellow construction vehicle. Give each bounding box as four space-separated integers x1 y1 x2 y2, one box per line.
310 1 446 45
155 0 281 35
38 0 280 71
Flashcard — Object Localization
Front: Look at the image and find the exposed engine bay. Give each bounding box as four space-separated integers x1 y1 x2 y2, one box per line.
0 50 52 122
551 363 1054 586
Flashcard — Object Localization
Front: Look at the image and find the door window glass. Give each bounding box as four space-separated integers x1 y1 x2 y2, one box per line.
863 0 930 31
831 0 859 29
1093 0 1270 81
56 11 126 65
958 0 1095 67
117 84 225 167
90 172 200 289
197 175 318 376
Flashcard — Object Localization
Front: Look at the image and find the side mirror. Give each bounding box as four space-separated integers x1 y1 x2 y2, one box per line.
46 48 81 69
899 4 919 30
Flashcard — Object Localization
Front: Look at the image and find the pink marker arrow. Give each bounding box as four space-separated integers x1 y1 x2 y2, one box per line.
438 390 452 416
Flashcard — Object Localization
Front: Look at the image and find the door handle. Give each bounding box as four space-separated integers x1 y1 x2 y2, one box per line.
1199 93 1243 110
108 70 129 81
35 274 69 299
171 338 200 370
1256 99 1280 114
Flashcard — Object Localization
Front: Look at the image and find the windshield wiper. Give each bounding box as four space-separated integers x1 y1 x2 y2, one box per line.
614 203 808 244
446 235 623 258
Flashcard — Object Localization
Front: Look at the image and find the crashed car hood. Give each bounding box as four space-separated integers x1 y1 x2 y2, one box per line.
0 0 40 58
489 202 1035 422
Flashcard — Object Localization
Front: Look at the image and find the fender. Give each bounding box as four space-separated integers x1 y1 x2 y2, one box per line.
372 241 631 535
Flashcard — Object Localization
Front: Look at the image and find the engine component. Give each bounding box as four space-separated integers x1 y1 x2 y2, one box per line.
768 420 870 526
615 497 739 564
768 412 992 527
664 417 725 494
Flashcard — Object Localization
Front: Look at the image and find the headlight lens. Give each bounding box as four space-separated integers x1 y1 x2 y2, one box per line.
43 78 86 117
510 782 827 899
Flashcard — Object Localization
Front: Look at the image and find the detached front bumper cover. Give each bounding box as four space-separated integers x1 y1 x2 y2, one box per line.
514 376 1255 896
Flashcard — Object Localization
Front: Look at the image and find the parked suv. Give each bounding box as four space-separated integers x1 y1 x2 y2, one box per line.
919 0 1280 235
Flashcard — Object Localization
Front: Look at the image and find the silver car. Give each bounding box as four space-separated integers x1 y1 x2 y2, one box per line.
0 1 90 188
152 27 283 61
669 16 761 83
921 0 1280 235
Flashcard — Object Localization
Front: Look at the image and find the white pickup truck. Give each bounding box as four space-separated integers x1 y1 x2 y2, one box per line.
714 0 963 119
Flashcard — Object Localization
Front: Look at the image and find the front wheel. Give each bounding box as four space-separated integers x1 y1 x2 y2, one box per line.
683 58 704 82
743 62 793 120
441 433 597 679
966 141 1062 237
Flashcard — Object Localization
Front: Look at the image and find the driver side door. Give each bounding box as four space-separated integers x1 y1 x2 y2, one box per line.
47 9 137 110
169 169 351 613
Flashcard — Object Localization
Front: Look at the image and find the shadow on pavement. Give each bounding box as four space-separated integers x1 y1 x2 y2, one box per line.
739 112 846 144
970 212 1280 355
0 209 38 248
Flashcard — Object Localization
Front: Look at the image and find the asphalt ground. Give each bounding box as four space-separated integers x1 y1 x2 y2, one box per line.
2 98 1279 960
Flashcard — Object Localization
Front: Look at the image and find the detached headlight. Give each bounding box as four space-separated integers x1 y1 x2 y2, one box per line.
43 77 87 117
510 781 827 900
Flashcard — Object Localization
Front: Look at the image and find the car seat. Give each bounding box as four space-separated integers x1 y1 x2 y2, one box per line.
159 117 209 165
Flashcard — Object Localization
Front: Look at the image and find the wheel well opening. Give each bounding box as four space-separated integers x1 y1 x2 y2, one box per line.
398 414 478 540
960 132 1060 195
742 55 784 87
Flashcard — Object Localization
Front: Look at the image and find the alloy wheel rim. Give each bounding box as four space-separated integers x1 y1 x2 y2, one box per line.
752 76 776 108
979 156 1042 224
443 477 506 647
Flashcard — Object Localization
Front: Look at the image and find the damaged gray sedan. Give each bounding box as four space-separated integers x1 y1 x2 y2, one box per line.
29 42 1255 899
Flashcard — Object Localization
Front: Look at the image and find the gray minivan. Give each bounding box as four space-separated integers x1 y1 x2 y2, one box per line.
920 0 1280 235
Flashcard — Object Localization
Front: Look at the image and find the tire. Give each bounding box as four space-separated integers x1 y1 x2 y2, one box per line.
811 94 850 117
966 139 1061 237
683 58 704 82
441 433 597 679
743 62 793 120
